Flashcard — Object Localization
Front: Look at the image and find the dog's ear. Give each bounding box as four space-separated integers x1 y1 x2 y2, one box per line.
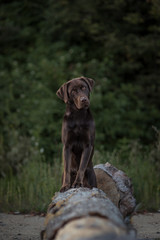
56 83 68 103
81 77 95 92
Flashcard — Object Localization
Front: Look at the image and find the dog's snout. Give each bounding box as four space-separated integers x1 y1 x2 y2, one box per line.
80 97 87 103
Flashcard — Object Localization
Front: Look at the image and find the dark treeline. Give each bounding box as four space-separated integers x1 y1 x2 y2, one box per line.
0 0 160 176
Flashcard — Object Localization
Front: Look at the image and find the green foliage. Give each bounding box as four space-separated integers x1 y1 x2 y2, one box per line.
0 135 159 212
0 0 160 211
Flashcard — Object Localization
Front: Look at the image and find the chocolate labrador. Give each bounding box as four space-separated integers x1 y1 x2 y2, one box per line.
56 76 97 192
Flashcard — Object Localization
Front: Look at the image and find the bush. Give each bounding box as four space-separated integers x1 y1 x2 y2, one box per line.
0 0 160 213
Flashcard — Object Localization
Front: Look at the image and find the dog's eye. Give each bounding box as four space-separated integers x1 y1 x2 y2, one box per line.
81 86 86 91
72 88 77 93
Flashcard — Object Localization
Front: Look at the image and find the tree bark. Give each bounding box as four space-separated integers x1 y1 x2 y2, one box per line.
94 162 136 217
42 186 136 240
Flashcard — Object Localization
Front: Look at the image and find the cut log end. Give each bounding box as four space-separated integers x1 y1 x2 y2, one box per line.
94 162 136 217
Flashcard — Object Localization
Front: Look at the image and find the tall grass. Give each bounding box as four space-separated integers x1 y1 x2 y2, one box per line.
0 156 62 213
0 133 160 213
93 137 160 211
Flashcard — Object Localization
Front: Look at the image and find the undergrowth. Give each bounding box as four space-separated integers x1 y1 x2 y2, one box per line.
93 131 160 211
0 131 160 213
0 155 62 213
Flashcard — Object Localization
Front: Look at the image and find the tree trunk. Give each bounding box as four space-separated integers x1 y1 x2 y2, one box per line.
41 186 136 240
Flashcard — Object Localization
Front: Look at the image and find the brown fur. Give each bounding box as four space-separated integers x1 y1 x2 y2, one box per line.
56 76 97 192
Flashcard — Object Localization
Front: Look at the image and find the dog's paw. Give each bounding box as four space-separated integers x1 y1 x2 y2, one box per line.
60 185 71 192
72 182 84 188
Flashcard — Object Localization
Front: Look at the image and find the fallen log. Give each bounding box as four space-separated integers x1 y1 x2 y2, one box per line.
94 162 136 217
42 188 136 240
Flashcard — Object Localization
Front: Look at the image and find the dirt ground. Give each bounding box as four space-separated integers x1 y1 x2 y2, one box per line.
131 212 160 239
0 212 160 240
0 213 44 240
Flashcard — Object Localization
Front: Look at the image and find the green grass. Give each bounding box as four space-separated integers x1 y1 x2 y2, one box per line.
0 138 160 213
0 156 62 213
93 140 160 211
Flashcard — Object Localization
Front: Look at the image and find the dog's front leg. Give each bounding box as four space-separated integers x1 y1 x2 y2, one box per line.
60 145 72 192
72 145 93 188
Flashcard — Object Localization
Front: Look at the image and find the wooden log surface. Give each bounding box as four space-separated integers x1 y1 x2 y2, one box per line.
42 187 136 240
94 162 136 217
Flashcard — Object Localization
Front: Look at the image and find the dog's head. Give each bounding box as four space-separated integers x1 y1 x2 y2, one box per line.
56 76 94 109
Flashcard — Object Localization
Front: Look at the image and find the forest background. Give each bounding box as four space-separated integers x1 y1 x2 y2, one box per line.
0 0 160 213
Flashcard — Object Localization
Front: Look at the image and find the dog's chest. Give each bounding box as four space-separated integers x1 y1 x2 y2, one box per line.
62 110 94 145
69 120 88 137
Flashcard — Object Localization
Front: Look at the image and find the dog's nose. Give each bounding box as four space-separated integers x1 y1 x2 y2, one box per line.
80 97 87 103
